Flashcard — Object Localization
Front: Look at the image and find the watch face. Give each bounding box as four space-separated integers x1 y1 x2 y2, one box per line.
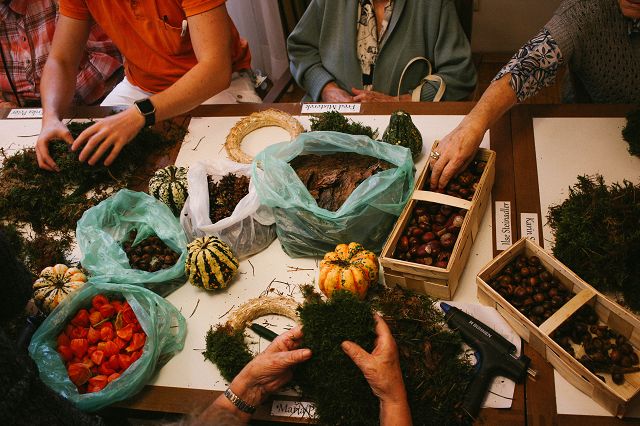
136 99 155 115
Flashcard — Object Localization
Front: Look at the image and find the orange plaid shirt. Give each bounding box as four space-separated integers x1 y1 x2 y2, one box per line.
0 0 123 106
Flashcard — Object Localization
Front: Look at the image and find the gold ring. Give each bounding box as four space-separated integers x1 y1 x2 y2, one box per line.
429 150 441 160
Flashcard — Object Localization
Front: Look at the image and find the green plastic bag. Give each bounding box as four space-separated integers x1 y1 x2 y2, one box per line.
252 131 414 257
28 280 187 412
76 189 188 296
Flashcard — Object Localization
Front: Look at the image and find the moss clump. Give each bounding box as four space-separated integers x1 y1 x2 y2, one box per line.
373 286 473 425
0 121 185 233
548 175 640 309
202 285 474 425
203 324 254 383
295 286 378 425
310 111 379 139
622 106 640 156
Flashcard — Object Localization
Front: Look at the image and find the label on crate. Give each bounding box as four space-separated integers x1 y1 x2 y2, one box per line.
301 103 361 114
271 400 317 419
520 213 539 245
7 108 43 119
495 201 513 250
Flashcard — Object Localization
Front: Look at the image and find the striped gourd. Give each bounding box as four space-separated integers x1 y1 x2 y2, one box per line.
185 236 239 290
33 264 87 315
148 165 188 216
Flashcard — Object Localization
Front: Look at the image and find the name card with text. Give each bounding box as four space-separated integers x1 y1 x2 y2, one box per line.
495 201 513 251
7 108 43 119
520 213 540 245
301 103 361 114
270 400 317 419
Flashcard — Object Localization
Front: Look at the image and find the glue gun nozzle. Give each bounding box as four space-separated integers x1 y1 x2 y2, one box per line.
527 368 537 378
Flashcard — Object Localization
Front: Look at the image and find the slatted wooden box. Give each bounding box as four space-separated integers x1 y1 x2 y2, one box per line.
477 237 640 417
379 148 495 300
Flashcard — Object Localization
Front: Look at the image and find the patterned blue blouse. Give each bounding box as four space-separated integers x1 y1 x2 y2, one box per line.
493 28 563 103
494 17 640 103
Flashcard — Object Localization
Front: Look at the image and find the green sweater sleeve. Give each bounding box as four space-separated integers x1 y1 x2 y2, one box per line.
287 1 335 101
422 0 477 101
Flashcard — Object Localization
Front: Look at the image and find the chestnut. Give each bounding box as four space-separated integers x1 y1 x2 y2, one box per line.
533 293 545 303
421 231 436 243
440 233 455 249
612 372 625 385
528 256 541 266
397 236 409 252
514 287 528 299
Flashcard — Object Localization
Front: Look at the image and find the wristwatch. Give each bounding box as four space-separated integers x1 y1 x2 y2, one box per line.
224 387 256 414
134 98 156 127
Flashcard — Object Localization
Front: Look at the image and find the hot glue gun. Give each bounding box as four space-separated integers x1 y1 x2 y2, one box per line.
441 302 536 419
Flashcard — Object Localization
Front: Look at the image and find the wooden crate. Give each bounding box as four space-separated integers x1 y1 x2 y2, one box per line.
379 148 496 299
477 237 640 417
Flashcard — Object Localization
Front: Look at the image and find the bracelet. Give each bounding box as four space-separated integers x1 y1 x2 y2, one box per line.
224 387 257 414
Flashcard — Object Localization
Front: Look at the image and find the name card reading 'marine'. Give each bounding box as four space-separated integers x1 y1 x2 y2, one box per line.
495 201 513 251
520 213 540 245
7 108 43 119
301 103 361 114
270 400 316 419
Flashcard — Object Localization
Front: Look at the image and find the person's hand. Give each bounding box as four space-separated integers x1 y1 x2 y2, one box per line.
71 107 145 167
321 82 354 102
351 88 399 103
429 121 485 190
36 118 74 171
341 314 407 405
228 325 312 408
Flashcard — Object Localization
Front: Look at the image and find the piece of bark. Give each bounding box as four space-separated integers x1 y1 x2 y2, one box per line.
290 153 394 211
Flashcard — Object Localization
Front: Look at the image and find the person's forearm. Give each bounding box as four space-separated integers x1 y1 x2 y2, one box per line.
40 58 80 121
459 74 517 133
380 400 413 426
148 60 231 123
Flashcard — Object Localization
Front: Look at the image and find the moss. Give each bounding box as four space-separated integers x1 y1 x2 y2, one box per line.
548 175 640 309
622 106 640 157
310 111 379 139
0 120 187 275
203 324 254 383
373 286 473 425
295 287 378 425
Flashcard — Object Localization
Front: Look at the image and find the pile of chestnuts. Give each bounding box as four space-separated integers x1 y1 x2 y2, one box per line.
552 305 639 385
488 254 573 326
393 201 467 268
423 159 487 200
123 229 180 272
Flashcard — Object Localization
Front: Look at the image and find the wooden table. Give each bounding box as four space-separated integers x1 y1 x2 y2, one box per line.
99 101 524 425
4 102 637 425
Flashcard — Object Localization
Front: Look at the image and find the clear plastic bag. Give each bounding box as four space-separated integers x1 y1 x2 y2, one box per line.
28 280 187 412
180 159 276 259
252 131 414 257
76 189 188 296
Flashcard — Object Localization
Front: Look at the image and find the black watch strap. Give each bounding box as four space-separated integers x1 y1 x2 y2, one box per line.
134 98 156 127
224 387 256 414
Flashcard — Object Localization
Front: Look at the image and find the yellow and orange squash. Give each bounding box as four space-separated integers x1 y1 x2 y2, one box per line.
318 242 379 300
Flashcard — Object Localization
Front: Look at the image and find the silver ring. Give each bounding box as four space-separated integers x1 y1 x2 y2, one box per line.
429 150 441 160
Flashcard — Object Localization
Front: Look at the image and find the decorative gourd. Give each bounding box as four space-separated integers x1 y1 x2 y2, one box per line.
381 110 423 158
186 236 239 290
318 242 379 300
33 264 87 314
148 165 188 216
